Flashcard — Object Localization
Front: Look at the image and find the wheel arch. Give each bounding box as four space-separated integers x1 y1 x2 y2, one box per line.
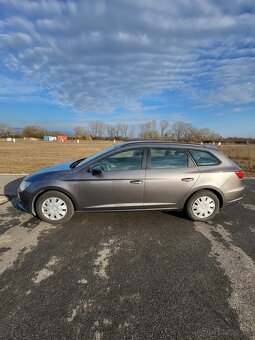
32 188 78 215
183 187 224 209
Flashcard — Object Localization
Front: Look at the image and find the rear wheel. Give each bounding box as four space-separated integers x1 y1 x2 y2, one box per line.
35 190 74 224
185 190 219 221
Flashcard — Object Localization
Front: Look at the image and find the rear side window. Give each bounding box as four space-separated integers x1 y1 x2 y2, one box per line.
149 148 188 169
188 149 220 166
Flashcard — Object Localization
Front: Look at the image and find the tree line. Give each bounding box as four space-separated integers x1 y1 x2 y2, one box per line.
0 121 253 143
71 120 223 142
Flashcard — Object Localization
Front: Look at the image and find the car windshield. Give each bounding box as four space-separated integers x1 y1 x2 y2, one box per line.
76 144 122 168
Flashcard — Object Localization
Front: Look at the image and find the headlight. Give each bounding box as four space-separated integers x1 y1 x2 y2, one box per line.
19 180 31 192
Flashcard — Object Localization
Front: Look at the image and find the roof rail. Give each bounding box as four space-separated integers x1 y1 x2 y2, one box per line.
118 140 207 147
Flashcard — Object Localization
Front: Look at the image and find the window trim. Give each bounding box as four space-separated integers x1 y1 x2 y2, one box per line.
147 147 189 170
187 149 222 167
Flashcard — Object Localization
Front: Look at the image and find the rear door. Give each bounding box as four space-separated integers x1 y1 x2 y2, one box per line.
144 147 200 209
78 147 146 210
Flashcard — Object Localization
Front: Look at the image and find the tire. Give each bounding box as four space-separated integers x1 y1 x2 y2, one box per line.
35 190 74 224
185 190 219 221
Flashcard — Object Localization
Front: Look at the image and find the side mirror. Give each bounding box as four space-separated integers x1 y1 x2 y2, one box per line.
91 164 102 176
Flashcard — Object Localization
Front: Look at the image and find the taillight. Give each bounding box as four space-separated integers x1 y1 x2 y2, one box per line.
235 170 244 179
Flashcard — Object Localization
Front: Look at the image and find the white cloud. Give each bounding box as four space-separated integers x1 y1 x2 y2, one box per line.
4 54 18 70
0 0 254 115
0 32 32 49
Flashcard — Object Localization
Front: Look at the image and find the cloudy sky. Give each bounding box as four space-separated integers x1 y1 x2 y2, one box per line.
0 0 255 137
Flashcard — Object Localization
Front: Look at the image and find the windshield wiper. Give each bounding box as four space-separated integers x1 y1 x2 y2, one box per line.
70 158 86 169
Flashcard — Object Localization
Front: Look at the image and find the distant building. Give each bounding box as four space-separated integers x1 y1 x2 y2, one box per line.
57 135 68 142
44 136 55 141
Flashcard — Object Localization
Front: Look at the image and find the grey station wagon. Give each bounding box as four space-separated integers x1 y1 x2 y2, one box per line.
18 141 245 224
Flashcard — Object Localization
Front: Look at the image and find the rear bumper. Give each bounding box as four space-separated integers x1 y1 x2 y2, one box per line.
225 195 244 205
223 185 245 205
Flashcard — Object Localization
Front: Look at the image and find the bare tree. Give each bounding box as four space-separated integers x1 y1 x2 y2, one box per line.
170 121 202 142
188 126 200 142
116 122 128 138
170 121 188 141
160 120 169 139
107 124 116 138
73 126 87 138
106 122 129 139
198 128 211 141
0 124 13 138
182 123 195 142
139 121 159 139
88 120 106 138
22 125 48 139
128 125 136 139
50 131 62 137
210 132 222 141
198 128 221 142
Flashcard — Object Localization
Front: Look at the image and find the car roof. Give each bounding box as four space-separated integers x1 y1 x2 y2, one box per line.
118 140 219 151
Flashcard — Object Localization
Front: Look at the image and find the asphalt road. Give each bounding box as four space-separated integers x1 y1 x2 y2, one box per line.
0 178 254 339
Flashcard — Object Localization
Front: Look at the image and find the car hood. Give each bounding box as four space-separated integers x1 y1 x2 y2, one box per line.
25 160 75 182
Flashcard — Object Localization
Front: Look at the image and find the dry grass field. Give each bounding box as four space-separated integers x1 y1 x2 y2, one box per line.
0 140 113 174
220 144 255 177
0 139 254 176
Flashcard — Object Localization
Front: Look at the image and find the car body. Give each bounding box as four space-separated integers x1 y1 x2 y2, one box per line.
18 141 245 224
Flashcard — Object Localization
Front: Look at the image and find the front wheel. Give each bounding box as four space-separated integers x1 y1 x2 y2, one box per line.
185 190 219 221
35 190 74 224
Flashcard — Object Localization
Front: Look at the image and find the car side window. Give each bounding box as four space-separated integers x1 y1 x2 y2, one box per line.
149 148 188 169
98 148 144 171
188 149 220 166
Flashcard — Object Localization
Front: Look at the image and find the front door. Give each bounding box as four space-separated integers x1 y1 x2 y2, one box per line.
144 147 200 209
78 148 145 210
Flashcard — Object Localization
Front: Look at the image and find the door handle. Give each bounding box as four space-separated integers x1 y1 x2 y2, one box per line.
130 179 143 184
181 177 194 182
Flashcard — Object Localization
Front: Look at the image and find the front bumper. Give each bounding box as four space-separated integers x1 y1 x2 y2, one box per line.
18 200 28 212
18 189 33 214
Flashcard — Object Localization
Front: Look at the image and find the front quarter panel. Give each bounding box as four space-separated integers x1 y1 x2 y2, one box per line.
19 172 81 214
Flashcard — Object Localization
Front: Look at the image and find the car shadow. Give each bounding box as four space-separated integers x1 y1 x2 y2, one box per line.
162 210 185 219
4 177 25 212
